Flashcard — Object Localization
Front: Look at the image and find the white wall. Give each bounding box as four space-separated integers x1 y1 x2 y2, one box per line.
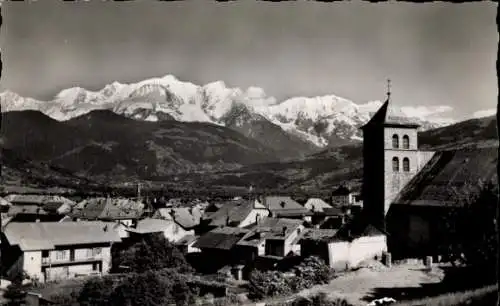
327 235 387 271
23 251 44 282
163 223 194 243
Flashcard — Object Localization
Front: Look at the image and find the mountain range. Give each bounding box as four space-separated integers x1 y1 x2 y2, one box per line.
1 74 456 157
0 74 496 193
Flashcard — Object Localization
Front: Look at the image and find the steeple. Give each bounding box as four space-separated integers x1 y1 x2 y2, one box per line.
386 79 391 102
360 79 420 130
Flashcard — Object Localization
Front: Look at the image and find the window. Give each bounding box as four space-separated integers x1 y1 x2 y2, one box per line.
86 247 102 258
42 250 49 258
392 134 399 148
403 158 410 172
402 135 410 149
392 157 400 172
55 250 67 261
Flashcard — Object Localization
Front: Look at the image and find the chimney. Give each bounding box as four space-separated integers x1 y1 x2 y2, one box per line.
282 226 287 237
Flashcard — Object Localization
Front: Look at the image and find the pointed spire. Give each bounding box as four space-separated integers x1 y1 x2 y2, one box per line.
386 79 392 102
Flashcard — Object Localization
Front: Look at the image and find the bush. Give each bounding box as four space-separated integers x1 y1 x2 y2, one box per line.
3 283 26 306
248 256 334 301
78 276 115 306
112 233 193 274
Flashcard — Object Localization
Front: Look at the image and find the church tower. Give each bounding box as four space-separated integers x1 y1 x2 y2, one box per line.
360 80 422 230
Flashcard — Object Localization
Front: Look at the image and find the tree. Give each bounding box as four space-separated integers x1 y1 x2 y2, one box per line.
112 233 192 273
110 272 169 306
78 276 115 306
441 182 498 277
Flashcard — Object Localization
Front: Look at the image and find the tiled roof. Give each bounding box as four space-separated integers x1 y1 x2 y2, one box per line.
176 234 198 246
321 207 344 216
261 196 310 215
332 186 351 196
303 198 332 212
361 99 420 129
299 229 339 242
3 221 122 251
203 199 255 227
393 147 498 207
170 207 202 229
193 227 250 250
243 217 303 241
71 198 144 220
126 218 176 234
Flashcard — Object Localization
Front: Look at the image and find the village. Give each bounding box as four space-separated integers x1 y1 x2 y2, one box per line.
0 99 497 306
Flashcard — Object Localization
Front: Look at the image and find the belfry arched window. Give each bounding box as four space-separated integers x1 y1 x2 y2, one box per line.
403 157 410 172
392 134 399 149
392 157 400 172
402 135 410 149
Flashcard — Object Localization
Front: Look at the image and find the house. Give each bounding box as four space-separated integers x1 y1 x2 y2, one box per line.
257 196 312 221
153 207 202 231
70 198 144 226
175 235 200 254
331 186 354 206
200 199 269 230
237 217 305 259
2 195 76 222
360 92 498 260
125 218 194 243
303 198 332 213
300 220 387 271
1 221 122 283
191 227 251 273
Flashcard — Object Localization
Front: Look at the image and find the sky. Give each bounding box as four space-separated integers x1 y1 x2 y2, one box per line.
0 1 497 120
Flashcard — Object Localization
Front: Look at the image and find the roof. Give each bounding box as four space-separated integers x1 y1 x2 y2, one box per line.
203 199 257 227
299 229 339 242
303 198 332 212
3 195 75 207
125 218 178 234
3 221 122 251
193 227 250 250
7 205 49 216
393 147 498 207
71 198 144 220
332 186 351 196
242 217 304 242
335 218 387 241
170 207 202 229
361 99 420 129
321 207 344 216
175 234 198 246
261 196 310 215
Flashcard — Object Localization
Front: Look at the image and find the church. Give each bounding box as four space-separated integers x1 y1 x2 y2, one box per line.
360 84 498 259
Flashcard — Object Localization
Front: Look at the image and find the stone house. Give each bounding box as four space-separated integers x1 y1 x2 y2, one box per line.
1 221 122 283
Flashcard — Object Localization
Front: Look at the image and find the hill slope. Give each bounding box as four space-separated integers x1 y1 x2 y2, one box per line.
1 110 279 181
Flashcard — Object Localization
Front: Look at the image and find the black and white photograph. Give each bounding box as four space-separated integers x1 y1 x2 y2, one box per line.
0 1 498 305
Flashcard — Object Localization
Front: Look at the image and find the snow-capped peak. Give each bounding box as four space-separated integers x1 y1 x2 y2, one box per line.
0 74 457 148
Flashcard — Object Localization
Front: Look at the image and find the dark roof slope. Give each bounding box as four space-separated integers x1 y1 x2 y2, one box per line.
193 227 250 250
203 199 255 227
361 99 420 129
332 186 351 196
261 196 311 216
393 147 498 207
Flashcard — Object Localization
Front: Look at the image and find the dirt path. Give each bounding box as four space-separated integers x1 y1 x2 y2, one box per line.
262 262 446 306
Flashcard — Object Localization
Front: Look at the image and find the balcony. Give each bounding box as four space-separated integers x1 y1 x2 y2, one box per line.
41 255 103 266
